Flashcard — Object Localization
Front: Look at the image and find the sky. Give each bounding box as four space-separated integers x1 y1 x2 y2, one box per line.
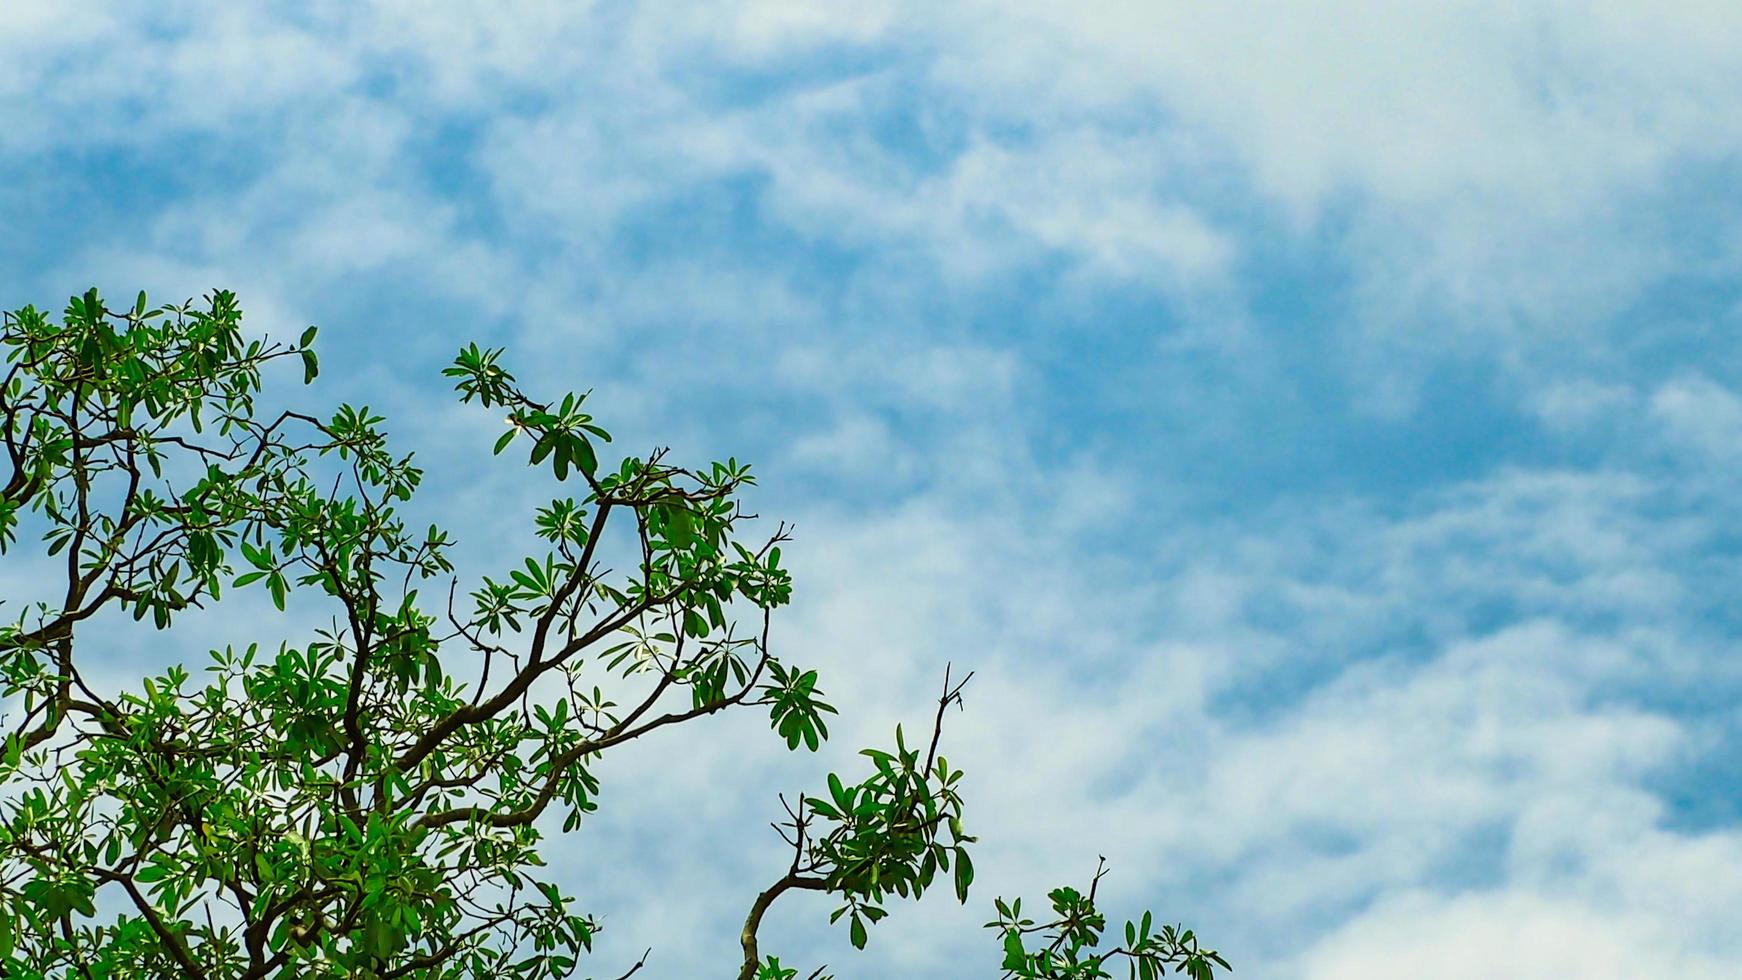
4 2 1742 977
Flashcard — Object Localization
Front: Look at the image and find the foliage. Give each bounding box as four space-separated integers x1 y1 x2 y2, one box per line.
984 861 1230 980
0 289 1226 979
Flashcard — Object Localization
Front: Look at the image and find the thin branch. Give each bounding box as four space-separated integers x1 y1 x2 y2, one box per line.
738 872 829 980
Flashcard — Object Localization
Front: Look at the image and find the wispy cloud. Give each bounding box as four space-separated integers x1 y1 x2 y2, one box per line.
3 3 1740 977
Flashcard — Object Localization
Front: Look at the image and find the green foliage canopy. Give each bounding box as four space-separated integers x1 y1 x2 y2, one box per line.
0 288 1227 980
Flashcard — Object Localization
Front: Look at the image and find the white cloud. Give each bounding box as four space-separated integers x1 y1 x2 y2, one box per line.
1532 378 1636 432
4 5 1741 979
709 0 898 58
532 453 1741 977
1298 886 1742 980
905 0 1742 355
1652 374 1742 462
20 0 1740 356
934 1 1742 212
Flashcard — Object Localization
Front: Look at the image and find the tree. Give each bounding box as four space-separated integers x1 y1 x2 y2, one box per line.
0 288 1228 980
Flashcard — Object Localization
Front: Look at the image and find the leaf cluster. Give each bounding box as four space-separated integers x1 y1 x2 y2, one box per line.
986 864 1230 980
0 290 1226 980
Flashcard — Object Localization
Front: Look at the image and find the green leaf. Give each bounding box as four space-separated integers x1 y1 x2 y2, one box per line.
530 434 555 465
666 506 695 547
849 914 868 950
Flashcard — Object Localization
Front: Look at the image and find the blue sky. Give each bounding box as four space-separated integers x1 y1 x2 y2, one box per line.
5 2 1742 976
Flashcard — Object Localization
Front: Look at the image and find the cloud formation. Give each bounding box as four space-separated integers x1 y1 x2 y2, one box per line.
3 2 1740 977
